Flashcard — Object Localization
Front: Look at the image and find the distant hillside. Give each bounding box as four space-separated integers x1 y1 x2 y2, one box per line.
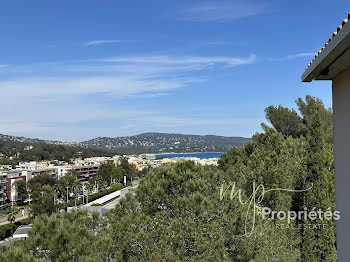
79 132 251 153
0 134 77 146
0 132 251 154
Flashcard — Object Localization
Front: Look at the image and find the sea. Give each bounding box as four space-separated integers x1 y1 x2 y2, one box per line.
154 152 223 159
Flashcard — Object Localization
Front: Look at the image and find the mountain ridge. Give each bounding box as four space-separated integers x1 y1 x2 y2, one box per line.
0 132 251 154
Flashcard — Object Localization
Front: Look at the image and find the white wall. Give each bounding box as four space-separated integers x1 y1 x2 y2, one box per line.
333 66 350 261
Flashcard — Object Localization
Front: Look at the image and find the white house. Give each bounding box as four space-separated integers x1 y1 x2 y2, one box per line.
302 12 350 261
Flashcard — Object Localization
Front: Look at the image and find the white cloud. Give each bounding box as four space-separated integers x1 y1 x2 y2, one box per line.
136 116 263 128
0 76 185 98
179 1 267 22
0 53 256 140
100 54 256 67
269 52 315 61
84 40 122 46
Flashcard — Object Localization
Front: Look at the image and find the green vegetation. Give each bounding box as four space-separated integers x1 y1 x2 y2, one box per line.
25 172 124 216
0 217 32 241
80 132 251 153
0 96 336 261
0 223 16 240
14 180 27 204
0 142 118 166
59 184 122 209
9 158 138 218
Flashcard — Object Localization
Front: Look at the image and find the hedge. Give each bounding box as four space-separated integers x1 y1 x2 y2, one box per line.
58 184 123 210
0 218 32 241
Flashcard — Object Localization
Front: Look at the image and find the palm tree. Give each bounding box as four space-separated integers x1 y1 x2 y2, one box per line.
85 183 94 204
7 206 18 223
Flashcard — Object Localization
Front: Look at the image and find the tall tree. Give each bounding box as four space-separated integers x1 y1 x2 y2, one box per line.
299 101 336 261
265 105 304 138
15 179 28 204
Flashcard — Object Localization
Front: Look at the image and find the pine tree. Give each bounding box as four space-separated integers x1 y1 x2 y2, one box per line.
300 104 336 261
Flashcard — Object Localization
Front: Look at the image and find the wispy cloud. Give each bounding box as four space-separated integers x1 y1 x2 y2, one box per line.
135 116 263 128
100 54 256 67
178 1 267 22
0 53 256 140
84 40 122 46
0 54 255 99
269 52 315 61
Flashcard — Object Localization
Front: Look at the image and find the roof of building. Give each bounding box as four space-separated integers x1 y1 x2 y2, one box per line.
302 12 350 82
13 225 33 239
73 165 100 169
84 190 120 206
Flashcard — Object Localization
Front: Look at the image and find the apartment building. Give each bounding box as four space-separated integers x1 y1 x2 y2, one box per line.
1 170 32 201
0 181 8 209
73 165 99 183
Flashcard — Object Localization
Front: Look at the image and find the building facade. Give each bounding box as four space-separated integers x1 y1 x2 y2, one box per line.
0 181 8 209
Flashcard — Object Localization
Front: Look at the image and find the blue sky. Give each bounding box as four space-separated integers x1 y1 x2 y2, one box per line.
0 1 346 141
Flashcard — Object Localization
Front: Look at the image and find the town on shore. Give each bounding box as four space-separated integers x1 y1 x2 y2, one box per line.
0 153 221 209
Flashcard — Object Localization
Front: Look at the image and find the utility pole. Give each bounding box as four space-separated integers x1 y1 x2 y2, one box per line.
66 187 69 203
82 186 84 205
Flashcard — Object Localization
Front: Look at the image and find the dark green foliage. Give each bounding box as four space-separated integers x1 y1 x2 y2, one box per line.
298 99 336 261
95 159 137 187
265 105 304 138
25 211 110 262
220 96 336 261
0 218 32 240
0 246 35 262
106 162 300 261
28 174 57 191
296 95 333 143
27 174 58 216
0 139 118 164
0 222 16 240
31 185 56 216
15 179 28 204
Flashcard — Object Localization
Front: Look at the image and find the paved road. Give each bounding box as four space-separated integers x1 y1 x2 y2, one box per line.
0 214 29 226
103 185 138 210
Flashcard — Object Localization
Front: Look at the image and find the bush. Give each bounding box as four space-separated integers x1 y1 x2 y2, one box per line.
0 218 32 241
16 218 32 226
0 223 16 240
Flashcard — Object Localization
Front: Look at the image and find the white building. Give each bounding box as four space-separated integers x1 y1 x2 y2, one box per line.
54 166 72 179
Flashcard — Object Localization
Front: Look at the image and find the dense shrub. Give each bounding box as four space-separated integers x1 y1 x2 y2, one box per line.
0 223 16 240
0 218 32 240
